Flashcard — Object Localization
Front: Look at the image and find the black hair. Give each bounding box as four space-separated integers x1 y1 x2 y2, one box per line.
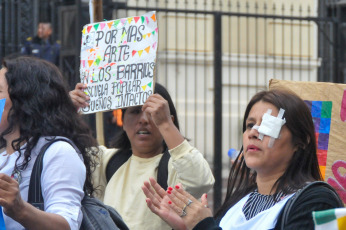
215 88 321 220
1 56 98 195
110 82 180 151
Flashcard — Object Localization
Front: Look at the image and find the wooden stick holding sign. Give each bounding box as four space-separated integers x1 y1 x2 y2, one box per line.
90 0 104 145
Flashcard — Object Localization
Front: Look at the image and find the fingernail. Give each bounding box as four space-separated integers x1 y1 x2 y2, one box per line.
175 185 180 189
167 190 171 194
168 201 172 204
168 186 173 191
205 194 207 198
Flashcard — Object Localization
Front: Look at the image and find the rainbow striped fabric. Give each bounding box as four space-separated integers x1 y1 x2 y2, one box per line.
313 208 346 230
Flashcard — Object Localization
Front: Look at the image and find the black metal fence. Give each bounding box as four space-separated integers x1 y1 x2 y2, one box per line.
0 0 32 58
1 0 345 211
107 0 342 210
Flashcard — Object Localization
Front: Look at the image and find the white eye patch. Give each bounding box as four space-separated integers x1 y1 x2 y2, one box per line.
252 108 286 147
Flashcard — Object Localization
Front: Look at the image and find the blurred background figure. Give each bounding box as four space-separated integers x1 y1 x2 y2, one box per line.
21 22 60 66
104 109 123 148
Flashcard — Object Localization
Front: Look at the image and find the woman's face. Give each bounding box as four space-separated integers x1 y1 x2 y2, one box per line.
0 68 12 134
243 101 297 177
123 106 164 157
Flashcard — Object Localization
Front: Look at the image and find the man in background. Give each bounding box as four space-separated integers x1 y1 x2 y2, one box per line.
21 22 60 66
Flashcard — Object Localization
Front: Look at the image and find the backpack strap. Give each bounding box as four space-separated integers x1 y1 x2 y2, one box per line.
280 181 343 229
28 137 79 210
105 148 171 190
105 149 132 183
156 149 170 190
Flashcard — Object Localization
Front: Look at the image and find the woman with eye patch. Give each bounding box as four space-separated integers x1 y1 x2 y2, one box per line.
142 89 344 230
70 82 215 230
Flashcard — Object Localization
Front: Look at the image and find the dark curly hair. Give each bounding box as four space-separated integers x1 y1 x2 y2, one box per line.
1 56 98 195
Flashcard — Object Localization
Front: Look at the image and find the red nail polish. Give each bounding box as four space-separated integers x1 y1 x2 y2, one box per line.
168 186 173 191
168 201 172 204
175 185 180 189
205 194 207 198
167 190 171 194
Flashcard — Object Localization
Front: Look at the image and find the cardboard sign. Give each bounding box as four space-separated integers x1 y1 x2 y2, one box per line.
270 79 346 204
80 11 158 114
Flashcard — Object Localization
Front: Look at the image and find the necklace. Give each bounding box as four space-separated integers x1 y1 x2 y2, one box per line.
11 168 22 184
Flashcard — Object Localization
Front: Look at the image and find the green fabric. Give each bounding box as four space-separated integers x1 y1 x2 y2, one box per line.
313 209 336 225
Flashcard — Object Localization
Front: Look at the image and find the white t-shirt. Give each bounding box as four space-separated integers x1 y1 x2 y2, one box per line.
0 137 85 230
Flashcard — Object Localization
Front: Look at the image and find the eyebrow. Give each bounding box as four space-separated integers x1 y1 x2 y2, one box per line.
246 117 256 122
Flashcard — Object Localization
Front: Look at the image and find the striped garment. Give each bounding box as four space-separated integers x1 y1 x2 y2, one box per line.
242 190 285 220
313 208 346 230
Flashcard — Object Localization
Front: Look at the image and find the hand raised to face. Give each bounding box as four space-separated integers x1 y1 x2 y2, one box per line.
142 94 172 128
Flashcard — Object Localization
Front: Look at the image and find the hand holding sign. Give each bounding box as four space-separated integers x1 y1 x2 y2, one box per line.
142 94 172 128
80 11 158 114
70 83 90 110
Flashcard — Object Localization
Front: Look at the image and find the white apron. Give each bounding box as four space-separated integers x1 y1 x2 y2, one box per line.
219 193 295 230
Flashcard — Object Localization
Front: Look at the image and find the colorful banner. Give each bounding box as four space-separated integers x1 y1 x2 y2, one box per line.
270 79 346 205
80 11 158 114
313 208 346 230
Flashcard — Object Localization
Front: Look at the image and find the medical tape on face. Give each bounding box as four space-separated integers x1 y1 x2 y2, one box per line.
252 108 286 147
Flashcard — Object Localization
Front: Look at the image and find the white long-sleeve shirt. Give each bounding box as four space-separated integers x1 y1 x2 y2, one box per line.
0 137 85 230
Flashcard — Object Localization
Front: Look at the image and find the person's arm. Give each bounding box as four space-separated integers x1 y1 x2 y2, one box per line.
0 174 70 230
166 140 215 198
142 94 215 198
275 185 344 230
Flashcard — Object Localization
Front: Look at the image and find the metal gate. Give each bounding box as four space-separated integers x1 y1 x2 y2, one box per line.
105 0 340 210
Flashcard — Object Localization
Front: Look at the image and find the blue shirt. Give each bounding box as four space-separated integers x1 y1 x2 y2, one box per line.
21 36 60 65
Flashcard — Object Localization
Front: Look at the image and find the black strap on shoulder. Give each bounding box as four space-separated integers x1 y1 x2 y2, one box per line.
156 149 170 190
105 148 171 190
105 149 132 183
280 181 343 229
28 137 78 210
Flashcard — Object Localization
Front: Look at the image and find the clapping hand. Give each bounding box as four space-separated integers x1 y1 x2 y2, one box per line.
142 177 212 230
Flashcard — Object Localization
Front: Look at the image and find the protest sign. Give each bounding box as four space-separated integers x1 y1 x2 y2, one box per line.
270 79 346 204
80 11 158 114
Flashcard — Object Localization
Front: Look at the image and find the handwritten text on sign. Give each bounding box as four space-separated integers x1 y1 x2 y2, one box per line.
80 11 158 114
